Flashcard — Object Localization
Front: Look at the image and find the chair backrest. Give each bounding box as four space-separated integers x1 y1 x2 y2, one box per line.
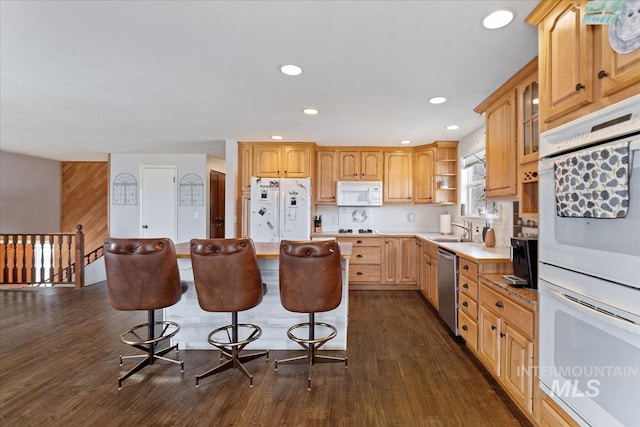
190 238 264 313
279 240 342 313
104 238 182 311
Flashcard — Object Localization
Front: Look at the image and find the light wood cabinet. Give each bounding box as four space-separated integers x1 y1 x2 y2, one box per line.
419 239 439 309
337 150 383 181
475 58 537 201
382 237 417 286
477 277 536 418
237 143 253 192
518 71 540 217
315 149 338 204
433 142 458 205
527 0 640 131
337 237 382 284
485 90 518 199
541 393 581 427
253 143 312 178
383 150 413 203
413 147 435 204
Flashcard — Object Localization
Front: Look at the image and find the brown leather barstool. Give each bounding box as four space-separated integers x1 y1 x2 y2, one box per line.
103 237 187 390
190 238 269 387
276 240 347 390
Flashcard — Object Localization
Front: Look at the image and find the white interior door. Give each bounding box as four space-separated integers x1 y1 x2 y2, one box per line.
141 166 177 241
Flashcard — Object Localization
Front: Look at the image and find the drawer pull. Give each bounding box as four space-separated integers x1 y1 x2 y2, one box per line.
491 325 497 331
356 271 363 276
463 265 469 270
462 283 469 289
500 332 506 338
356 240 363 244
495 301 504 308
575 83 585 91
462 325 468 331
462 301 468 307
356 254 363 258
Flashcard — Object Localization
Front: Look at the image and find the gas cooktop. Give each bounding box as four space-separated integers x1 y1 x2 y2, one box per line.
338 228 375 234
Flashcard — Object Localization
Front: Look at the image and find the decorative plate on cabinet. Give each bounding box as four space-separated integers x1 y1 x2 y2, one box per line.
608 0 640 54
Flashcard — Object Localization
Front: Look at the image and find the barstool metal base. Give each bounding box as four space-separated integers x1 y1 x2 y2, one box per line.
117 311 184 390
275 314 347 390
195 313 269 387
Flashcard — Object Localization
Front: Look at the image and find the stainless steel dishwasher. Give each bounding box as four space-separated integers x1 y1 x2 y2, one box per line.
437 248 459 336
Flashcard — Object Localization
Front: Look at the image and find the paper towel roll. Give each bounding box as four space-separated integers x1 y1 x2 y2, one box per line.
440 214 452 234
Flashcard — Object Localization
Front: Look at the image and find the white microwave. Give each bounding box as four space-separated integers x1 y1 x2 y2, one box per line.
336 181 383 206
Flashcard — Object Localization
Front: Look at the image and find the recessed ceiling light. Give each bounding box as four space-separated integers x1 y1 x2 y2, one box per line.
280 64 303 76
428 96 447 104
271 135 283 140
446 125 459 130
483 10 514 29
400 140 412 145
302 108 319 115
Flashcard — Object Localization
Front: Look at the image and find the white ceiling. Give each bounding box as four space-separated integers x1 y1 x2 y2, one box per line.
0 0 539 162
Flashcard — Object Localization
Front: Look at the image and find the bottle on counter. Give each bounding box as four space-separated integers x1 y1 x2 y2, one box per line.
473 227 482 243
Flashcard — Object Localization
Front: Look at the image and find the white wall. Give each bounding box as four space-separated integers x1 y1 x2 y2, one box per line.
207 155 225 173
109 153 208 242
0 151 61 233
225 140 238 237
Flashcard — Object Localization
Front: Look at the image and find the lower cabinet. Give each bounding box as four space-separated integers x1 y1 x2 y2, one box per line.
338 236 417 290
477 277 536 421
541 393 580 427
418 239 439 309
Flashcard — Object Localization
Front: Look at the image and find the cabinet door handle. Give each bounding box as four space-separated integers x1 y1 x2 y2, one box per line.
491 325 497 331
142 225 149 229
463 265 469 270
575 83 585 91
284 170 288 175
462 301 468 307
500 332 506 338
356 254 363 258
495 301 504 308
462 283 469 289
598 70 609 79
356 271 363 276
462 325 468 331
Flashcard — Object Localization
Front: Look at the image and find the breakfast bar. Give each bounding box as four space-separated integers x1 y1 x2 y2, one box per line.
166 241 352 350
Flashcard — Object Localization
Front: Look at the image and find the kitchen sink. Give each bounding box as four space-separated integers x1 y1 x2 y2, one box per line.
427 236 462 243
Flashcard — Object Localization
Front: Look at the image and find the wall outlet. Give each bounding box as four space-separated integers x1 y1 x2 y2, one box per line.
194 212 199 219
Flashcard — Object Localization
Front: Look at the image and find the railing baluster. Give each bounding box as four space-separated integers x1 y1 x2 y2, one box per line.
21 234 27 282
66 234 72 283
2 236 8 282
39 235 45 283
11 235 18 282
30 234 36 283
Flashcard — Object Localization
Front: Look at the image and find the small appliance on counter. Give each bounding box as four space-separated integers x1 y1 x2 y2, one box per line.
503 237 538 288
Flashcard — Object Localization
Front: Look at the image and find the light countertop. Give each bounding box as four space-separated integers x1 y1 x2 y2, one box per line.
175 241 352 259
312 231 510 263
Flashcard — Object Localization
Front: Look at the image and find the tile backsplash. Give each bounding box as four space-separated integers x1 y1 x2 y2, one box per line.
338 207 377 230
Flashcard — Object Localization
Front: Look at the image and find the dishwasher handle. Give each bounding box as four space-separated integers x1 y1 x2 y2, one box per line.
438 248 457 261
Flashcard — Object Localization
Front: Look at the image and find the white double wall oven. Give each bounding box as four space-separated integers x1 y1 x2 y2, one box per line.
537 95 640 426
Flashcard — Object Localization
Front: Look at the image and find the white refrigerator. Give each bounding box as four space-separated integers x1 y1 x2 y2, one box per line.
249 177 312 242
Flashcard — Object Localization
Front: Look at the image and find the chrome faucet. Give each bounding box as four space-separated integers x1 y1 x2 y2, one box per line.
451 220 472 242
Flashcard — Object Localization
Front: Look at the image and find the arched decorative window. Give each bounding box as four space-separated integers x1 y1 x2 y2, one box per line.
179 173 204 206
112 173 138 205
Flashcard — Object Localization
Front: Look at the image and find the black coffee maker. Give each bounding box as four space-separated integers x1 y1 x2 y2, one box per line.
507 237 538 288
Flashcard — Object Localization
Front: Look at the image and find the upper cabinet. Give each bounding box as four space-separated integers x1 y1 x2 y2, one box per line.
337 150 383 181
518 72 540 217
252 143 314 178
433 141 458 205
315 149 338 204
475 58 537 201
413 147 435 204
383 150 413 203
527 0 640 131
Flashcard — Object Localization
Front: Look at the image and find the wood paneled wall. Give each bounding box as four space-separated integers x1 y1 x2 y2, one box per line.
61 162 108 253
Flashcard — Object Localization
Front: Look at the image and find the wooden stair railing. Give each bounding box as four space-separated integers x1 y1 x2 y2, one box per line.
0 224 88 288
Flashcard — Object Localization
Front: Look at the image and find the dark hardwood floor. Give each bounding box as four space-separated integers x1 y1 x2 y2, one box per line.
0 285 531 426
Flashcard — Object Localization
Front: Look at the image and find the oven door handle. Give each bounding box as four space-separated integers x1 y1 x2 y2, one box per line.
543 285 639 334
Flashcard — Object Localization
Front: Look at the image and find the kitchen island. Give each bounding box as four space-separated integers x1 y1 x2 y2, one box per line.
167 241 352 350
